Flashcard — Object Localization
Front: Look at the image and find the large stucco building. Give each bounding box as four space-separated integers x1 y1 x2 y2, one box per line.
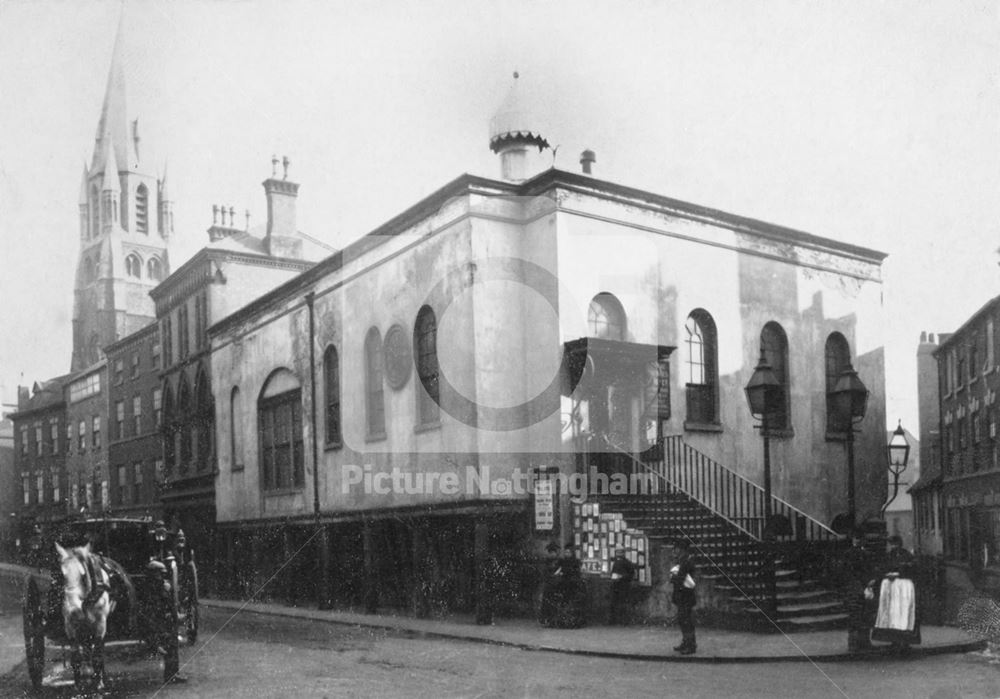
207 76 889 620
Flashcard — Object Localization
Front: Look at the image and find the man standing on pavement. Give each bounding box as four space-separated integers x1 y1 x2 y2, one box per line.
608 548 636 625
669 539 697 654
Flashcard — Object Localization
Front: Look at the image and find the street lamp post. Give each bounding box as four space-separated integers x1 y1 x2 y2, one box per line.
745 350 783 537
881 421 911 519
830 364 870 532
745 350 784 620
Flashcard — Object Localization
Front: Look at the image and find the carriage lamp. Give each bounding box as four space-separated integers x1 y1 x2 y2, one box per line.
881 421 911 518
153 521 167 542
830 363 870 531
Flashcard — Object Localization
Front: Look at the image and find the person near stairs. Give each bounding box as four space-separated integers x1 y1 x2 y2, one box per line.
669 538 697 654
608 548 636 625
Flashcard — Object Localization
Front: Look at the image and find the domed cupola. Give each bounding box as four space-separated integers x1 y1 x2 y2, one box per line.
489 72 550 182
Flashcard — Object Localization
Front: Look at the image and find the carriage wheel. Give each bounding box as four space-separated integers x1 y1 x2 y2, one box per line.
22 579 45 691
183 561 200 644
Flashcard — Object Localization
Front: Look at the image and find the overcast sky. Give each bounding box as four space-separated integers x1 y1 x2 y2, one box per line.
1 0 998 436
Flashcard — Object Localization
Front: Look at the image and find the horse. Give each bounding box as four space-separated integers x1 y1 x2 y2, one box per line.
55 542 116 692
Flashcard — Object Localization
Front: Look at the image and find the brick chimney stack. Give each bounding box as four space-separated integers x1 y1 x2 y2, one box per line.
262 155 302 258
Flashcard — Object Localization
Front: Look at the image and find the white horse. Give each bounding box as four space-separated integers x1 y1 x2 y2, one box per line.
55 542 116 692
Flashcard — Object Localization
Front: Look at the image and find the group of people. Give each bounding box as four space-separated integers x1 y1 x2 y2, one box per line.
538 538 698 655
843 534 920 651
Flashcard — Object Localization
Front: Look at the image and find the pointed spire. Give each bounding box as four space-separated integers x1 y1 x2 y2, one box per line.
101 140 120 192
91 10 139 174
78 161 90 205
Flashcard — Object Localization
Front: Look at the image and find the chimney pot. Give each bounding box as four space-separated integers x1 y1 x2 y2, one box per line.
212 205 219 224
580 149 596 175
282 156 290 180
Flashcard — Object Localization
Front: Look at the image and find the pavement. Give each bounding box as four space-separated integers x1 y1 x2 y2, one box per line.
1 562 985 664
200 597 987 663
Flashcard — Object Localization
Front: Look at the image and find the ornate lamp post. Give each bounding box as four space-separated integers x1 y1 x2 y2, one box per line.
745 351 783 538
881 421 911 518
745 351 783 619
830 364 869 532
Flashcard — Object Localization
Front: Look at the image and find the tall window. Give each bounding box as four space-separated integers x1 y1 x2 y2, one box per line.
365 328 385 437
117 464 127 505
414 307 439 425
152 332 162 369
194 293 208 351
90 185 99 235
148 257 163 281
324 346 342 446
230 387 243 470
36 474 44 504
51 472 60 503
50 423 59 455
131 352 140 378
153 387 162 427
34 426 42 456
132 394 142 435
684 310 718 425
132 462 143 503
114 358 124 384
135 184 148 234
125 253 142 278
825 332 852 434
178 303 189 359
195 372 213 471
92 415 101 448
588 293 626 340
78 420 86 451
115 400 125 439
258 369 304 491
19 428 26 457
760 322 790 430
178 379 191 473
162 316 173 367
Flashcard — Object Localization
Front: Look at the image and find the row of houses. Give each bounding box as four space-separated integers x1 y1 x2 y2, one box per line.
11 22 907 622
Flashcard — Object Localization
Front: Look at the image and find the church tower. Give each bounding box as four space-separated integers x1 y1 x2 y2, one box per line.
71 16 171 371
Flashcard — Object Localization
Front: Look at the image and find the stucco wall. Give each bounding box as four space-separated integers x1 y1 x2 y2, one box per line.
212 181 886 530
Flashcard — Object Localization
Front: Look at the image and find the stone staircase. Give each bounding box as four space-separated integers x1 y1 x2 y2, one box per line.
590 436 850 632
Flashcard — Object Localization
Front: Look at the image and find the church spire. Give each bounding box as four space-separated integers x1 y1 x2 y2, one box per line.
91 11 139 174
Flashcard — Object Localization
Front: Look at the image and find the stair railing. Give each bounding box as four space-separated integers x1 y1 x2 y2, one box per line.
652 435 841 542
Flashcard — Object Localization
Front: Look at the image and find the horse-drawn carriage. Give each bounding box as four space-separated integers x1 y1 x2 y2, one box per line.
21 516 199 691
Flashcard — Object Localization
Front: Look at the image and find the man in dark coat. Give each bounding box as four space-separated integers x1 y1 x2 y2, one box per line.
608 548 636 625
841 531 876 651
669 539 697 654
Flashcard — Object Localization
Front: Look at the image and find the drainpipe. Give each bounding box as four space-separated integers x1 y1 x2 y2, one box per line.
305 292 331 608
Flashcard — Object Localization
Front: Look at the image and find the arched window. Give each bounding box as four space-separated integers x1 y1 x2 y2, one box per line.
365 328 385 437
588 293 626 340
324 346 341 446
147 257 163 281
162 384 175 478
195 370 213 472
125 253 142 278
825 332 852 435
258 368 304 491
230 387 243 470
135 183 148 234
685 310 719 425
414 306 439 425
178 378 191 474
760 322 790 430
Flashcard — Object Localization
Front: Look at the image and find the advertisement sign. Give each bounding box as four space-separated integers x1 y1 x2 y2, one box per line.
534 478 554 530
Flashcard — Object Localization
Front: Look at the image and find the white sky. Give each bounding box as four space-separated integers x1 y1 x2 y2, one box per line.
1 0 998 436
